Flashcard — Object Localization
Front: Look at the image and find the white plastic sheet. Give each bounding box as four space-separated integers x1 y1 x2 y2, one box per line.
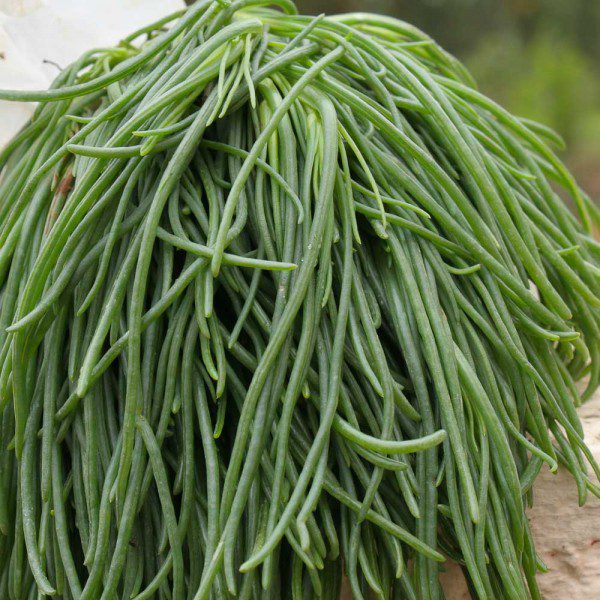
0 0 184 147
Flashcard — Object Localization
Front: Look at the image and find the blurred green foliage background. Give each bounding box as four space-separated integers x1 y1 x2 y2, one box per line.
296 0 600 199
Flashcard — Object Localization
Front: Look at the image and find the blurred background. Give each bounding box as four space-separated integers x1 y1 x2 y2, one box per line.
296 0 600 200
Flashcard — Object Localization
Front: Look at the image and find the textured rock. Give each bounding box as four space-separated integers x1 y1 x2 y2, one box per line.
444 391 600 599
527 392 600 598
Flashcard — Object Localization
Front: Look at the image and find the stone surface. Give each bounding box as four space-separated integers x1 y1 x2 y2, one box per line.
443 391 600 599
342 393 600 599
527 392 600 598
